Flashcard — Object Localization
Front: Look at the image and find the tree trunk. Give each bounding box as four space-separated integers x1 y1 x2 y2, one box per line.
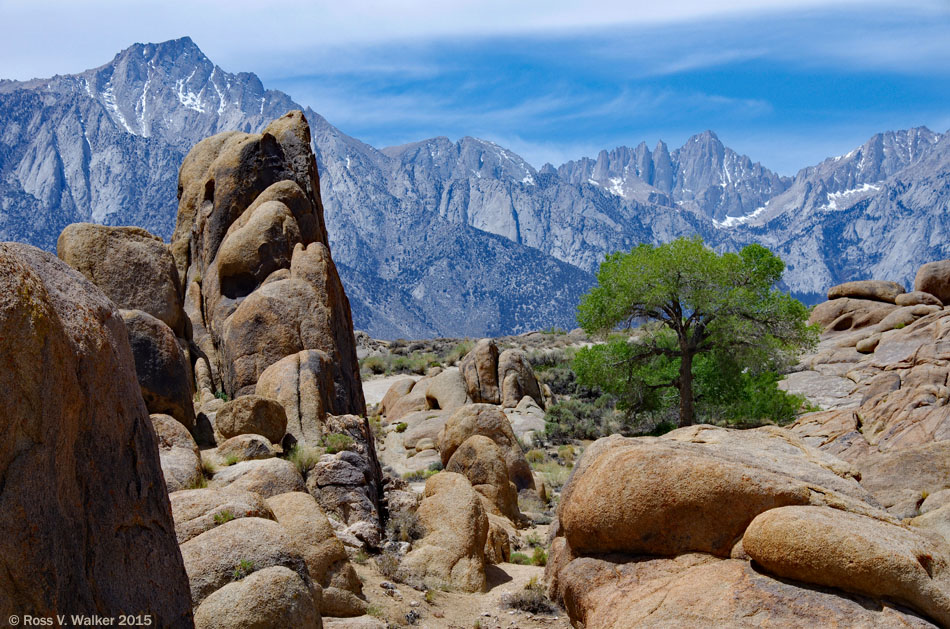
678 351 695 427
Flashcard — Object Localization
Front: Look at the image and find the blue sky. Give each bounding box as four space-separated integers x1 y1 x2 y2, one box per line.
2 0 949 174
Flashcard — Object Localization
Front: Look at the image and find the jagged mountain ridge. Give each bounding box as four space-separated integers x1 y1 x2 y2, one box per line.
0 38 593 338
1 37 948 336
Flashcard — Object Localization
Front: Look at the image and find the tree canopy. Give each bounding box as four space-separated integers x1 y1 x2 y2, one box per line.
575 236 817 428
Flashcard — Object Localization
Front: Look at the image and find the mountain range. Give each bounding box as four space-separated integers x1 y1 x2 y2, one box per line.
2 37 948 338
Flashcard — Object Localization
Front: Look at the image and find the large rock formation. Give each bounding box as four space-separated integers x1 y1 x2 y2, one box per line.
0 243 192 626
214 394 288 444
445 435 522 522
915 260 950 303
152 413 203 493
548 424 950 627
193 566 322 629
304 413 386 548
170 488 275 544
266 491 366 617
57 223 187 335
438 404 535 491
459 339 501 404
785 262 950 519
396 472 489 592
56 224 196 430
122 308 196 429
172 110 364 421
255 349 337 444
180 516 311 606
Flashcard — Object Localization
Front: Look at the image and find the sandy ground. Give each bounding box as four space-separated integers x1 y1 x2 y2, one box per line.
325 519 569 629
362 374 417 406
345 559 569 629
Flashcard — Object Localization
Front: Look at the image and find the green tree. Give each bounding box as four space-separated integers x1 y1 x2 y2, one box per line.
576 236 817 428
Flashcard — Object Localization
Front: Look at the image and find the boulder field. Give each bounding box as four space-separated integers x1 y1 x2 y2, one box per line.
785 267 950 521
1 112 379 627
545 264 950 627
548 426 950 627
6 106 950 627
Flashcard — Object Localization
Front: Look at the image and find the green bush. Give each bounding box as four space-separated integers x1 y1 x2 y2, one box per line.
322 433 355 454
536 367 577 395
443 340 474 365
544 396 627 444
395 422 408 433
287 444 323 474
509 552 531 565
392 353 439 375
402 468 439 482
232 559 255 580
213 510 235 525
532 461 572 489
186 474 208 490
525 449 546 464
556 444 575 463
531 547 548 566
362 355 387 374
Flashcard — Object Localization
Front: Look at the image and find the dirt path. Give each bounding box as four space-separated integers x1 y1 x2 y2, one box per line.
337 558 570 629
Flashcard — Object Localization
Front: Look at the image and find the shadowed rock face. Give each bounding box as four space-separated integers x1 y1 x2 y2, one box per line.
173 110 364 417
0 243 192 627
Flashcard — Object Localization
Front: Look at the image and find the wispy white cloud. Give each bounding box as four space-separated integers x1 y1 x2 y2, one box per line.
0 0 922 80
0 0 945 177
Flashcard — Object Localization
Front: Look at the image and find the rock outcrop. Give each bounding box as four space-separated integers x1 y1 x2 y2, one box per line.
498 348 545 408
439 404 535 491
57 223 187 335
785 262 950 520
456 340 546 409
152 413 203 493
255 349 338 444
212 458 307 498
827 279 905 303
382 367 472 424
180 516 311 606
915 260 950 303
170 488 275 544
396 472 489 592
266 491 366 617
216 433 277 462
304 414 385 548
445 435 522 522
459 339 501 404
56 223 197 430
548 424 950 627
122 308 196 429
172 110 364 420
193 566 322 629
0 243 192 626
743 505 950 626
214 394 288 444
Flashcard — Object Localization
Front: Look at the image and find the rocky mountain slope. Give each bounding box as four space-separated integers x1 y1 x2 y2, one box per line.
2 37 948 337
0 37 591 338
